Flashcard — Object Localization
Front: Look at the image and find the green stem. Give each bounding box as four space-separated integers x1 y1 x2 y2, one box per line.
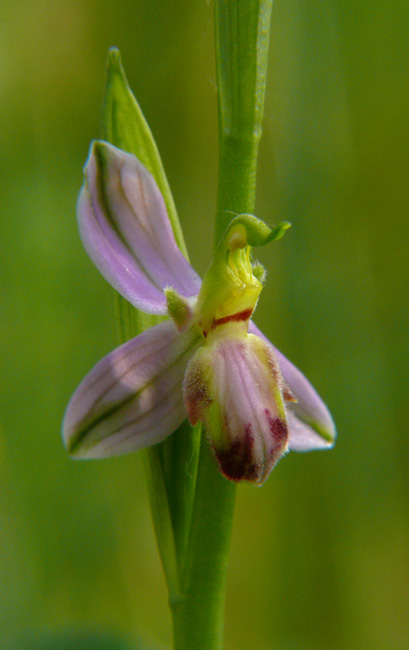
215 134 258 241
171 435 236 650
171 2 273 649
214 0 273 244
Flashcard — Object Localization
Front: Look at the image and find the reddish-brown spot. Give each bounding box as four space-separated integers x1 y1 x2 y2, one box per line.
265 409 288 443
244 423 254 446
215 423 261 482
211 308 253 332
283 384 296 402
264 409 288 468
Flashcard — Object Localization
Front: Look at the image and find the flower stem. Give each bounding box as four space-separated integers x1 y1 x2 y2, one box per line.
171 435 236 650
214 0 273 243
171 2 274 649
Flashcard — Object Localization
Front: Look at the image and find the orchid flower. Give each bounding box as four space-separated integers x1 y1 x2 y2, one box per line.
63 141 335 484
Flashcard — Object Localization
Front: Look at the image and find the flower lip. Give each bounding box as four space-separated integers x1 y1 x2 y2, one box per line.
183 326 290 484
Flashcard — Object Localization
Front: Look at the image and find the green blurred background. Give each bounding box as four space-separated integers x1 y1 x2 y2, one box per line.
1 1 408 648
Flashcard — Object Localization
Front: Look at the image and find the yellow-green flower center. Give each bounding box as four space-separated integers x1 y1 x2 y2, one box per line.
196 223 263 337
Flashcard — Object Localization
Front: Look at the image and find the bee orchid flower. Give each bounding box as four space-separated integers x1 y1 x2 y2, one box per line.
63 141 335 484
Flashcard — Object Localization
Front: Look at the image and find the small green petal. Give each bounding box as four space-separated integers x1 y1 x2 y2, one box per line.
219 214 291 249
165 287 196 332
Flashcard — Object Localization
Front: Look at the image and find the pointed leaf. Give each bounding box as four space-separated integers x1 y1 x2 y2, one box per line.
100 49 203 598
102 47 188 258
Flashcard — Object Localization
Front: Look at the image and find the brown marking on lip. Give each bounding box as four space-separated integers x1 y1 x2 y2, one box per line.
215 423 262 482
211 308 253 331
264 409 288 443
200 308 253 338
264 409 288 468
264 349 296 403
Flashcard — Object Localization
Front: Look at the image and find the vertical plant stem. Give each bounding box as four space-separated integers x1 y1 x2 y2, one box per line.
171 2 273 649
214 0 273 243
171 435 236 650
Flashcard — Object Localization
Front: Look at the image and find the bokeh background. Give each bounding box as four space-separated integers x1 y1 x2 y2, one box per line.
1 1 408 649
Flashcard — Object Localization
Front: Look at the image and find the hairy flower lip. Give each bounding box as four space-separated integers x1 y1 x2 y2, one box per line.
183 330 290 484
63 141 336 477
